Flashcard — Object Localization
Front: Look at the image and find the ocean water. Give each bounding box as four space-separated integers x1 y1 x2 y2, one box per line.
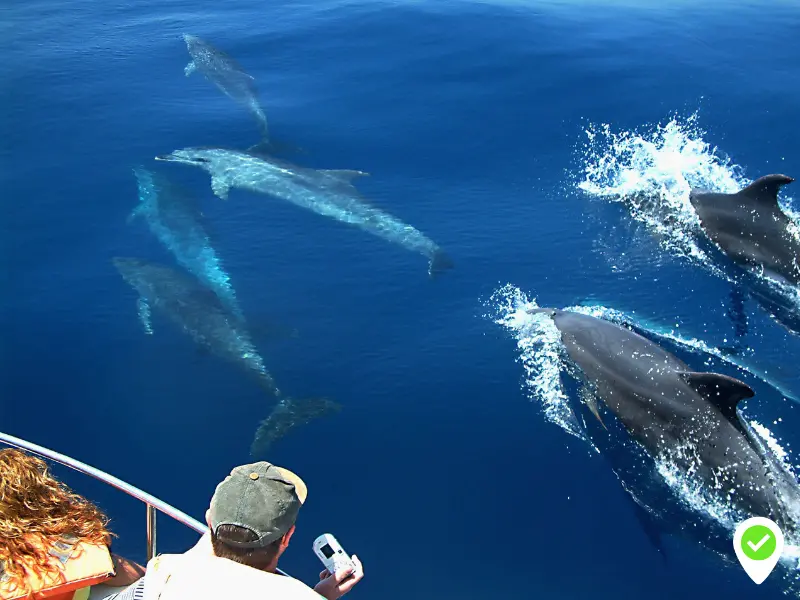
3 1 800 598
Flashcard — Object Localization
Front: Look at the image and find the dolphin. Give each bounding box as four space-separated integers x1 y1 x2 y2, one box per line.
250 396 341 458
531 307 800 534
689 174 800 336
128 167 243 321
155 147 454 277
113 257 340 450
113 256 278 395
182 34 270 147
690 174 800 287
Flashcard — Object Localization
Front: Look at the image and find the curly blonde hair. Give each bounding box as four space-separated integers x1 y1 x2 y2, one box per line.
0 448 114 598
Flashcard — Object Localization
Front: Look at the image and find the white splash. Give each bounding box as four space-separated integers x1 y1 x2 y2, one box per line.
654 442 745 531
486 285 586 441
575 113 800 322
751 420 793 467
575 113 746 278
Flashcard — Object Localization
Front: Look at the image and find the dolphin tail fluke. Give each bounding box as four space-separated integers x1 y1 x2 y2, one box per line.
428 249 454 278
249 396 342 457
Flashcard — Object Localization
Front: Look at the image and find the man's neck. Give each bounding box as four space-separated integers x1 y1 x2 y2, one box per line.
189 533 282 575
264 560 279 574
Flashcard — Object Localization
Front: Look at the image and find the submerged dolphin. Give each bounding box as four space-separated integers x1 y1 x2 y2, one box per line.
129 167 243 320
250 396 341 458
113 256 278 395
155 147 454 276
183 34 270 147
532 307 800 533
690 174 800 287
113 257 340 451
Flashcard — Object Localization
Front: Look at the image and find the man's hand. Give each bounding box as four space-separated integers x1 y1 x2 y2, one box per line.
313 555 364 600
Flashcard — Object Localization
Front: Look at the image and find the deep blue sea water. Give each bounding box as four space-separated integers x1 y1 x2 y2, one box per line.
4 1 800 598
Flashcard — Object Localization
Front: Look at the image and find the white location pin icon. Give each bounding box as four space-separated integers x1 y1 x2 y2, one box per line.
733 517 784 585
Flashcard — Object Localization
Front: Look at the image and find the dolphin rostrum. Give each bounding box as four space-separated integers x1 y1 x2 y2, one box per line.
690 174 800 287
113 256 279 395
129 167 243 321
155 147 454 277
531 307 799 533
183 34 270 147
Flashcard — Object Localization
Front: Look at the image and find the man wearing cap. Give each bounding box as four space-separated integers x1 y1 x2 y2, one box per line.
134 461 364 600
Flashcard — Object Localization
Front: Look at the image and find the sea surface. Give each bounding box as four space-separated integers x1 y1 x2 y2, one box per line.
3 1 800 598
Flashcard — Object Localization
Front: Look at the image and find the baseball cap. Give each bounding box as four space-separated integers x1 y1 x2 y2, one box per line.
208 461 308 549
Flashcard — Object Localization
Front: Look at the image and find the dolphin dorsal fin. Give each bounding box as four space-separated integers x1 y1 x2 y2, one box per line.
738 174 794 207
678 372 754 423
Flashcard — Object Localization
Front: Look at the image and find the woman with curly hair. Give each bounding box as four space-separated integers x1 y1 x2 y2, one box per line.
0 448 144 600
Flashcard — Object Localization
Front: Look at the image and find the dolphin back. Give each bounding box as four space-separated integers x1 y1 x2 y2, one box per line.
690 174 800 286
545 308 796 528
182 33 269 144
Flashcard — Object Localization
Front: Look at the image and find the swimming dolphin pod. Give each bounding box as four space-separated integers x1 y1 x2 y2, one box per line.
155 147 454 277
104 31 800 570
183 34 270 148
530 307 800 534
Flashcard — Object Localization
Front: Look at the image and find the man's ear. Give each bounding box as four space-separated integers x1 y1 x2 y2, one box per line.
205 509 212 529
281 525 296 548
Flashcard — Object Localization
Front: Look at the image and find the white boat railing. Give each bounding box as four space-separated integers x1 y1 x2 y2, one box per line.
0 431 289 576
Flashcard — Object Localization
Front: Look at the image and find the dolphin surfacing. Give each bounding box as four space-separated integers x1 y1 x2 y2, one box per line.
690 174 800 287
535 307 799 532
155 147 454 277
182 34 270 146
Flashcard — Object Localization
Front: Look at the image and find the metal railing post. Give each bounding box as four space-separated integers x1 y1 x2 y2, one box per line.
146 504 157 561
